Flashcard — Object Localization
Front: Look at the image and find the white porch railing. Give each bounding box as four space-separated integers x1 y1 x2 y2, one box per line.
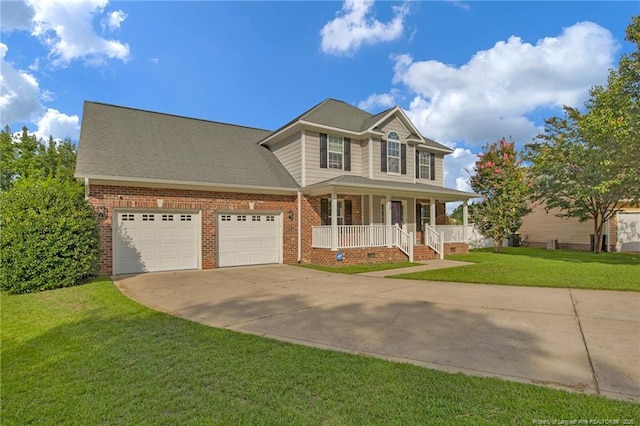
312 225 413 261
423 224 444 259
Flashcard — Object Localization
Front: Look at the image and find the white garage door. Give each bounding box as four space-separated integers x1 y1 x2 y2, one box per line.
114 211 200 274
218 213 282 267
617 212 640 252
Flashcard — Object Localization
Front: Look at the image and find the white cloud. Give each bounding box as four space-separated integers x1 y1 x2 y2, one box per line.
0 0 34 32
103 9 127 31
0 43 44 125
444 147 476 193
357 89 399 111
320 0 410 56
393 21 618 147
27 0 130 67
33 108 80 141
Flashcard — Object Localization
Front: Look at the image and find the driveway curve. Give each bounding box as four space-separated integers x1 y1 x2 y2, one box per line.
113 264 640 402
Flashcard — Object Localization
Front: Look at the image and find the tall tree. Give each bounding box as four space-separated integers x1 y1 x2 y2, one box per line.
0 126 77 191
524 15 640 253
470 138 531 253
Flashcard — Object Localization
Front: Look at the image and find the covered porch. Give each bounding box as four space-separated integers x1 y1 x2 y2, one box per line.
304 176 476 262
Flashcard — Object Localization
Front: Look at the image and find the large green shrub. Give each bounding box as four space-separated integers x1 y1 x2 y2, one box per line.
0 177 100 294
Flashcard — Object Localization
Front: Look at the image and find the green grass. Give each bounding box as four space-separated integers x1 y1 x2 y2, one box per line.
300 261 421 274
391 247 640 291
2 279 639 425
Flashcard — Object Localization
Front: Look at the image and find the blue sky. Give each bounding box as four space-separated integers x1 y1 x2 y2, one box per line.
1 0 638 194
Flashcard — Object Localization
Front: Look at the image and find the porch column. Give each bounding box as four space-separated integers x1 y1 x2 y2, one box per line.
386 196 392 247
462 201 469 242
368 194 373 225
430 199 436 227
331 190 338 251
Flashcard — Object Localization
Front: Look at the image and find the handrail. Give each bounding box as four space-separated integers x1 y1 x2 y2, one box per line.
423 224 443 259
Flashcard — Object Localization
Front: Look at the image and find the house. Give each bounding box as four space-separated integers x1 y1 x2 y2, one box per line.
519 203 640 252
75 99 477 275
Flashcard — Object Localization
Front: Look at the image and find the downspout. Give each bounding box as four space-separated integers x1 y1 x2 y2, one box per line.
84 177 90 200
297 191 302 262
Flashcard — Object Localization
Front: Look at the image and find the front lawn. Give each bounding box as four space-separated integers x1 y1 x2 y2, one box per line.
2 278 639 425
391 248 640 291
300 261 420 274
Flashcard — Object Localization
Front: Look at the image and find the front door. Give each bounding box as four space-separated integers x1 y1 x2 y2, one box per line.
391 201 403 226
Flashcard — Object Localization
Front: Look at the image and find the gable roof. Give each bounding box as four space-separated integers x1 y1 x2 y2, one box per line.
259 98 452 153
75 102 298 191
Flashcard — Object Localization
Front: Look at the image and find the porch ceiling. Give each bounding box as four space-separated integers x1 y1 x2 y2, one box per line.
303 176 477 201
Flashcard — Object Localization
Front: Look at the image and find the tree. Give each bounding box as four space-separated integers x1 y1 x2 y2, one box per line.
448 202 478 225
524 15 640 253
469 138 531 253
0 177 100 294
0 126 77 191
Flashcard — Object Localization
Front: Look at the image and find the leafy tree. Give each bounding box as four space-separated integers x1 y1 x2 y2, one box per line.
0 177 100 294
448 202 478 225
524 15 640 253
0 126 77 191
470 138 531 253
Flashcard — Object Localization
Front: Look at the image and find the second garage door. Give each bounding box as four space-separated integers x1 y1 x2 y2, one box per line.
218 213 282 267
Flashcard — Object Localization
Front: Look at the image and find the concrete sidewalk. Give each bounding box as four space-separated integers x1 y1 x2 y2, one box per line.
357 259 474 277
113 264 640 402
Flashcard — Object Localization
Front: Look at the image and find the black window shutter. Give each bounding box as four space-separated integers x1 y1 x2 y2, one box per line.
430 153 436 180
415 151 420 179
344 200 352 225
380 140 387 172
321 198 329 225
401 144 407 175
320 133 327 169
344 138 351 171
416 203 422 232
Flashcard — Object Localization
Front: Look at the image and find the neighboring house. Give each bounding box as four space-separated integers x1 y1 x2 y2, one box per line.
519 203 640 252
75 99 476 275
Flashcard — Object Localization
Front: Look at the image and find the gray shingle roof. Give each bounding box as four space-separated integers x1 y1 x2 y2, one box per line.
75 102 299 190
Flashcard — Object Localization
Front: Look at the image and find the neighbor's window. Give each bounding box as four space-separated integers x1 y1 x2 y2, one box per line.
419 151 430 179
387 132 400 173
328 135 344 169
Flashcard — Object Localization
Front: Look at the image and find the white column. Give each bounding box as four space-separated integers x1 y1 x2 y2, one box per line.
331 190 338 251
463 200 469 242
430 199 436 227
386 196 392 246
300 130 306 187
369 194 373 225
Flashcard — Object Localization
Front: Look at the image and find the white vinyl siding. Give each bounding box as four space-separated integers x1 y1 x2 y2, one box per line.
272 132 302 184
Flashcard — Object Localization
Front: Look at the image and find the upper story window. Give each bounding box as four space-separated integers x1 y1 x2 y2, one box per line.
381 132 406 175
320 133 351 171
328 135 343 169
416 150 435 180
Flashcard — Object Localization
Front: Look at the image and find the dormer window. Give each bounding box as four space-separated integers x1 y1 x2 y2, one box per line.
381 132 406 174
320 133 351 171
387 132 400 173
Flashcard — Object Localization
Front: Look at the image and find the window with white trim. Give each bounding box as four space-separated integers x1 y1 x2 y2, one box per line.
419 151 431 179
387 132 400 173
328 135 344 169
329 200 345 225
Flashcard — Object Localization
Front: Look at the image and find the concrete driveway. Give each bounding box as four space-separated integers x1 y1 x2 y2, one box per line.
113 264 640 402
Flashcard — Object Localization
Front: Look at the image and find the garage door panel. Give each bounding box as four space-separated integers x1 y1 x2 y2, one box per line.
218 213 281 267
114 211 200 274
